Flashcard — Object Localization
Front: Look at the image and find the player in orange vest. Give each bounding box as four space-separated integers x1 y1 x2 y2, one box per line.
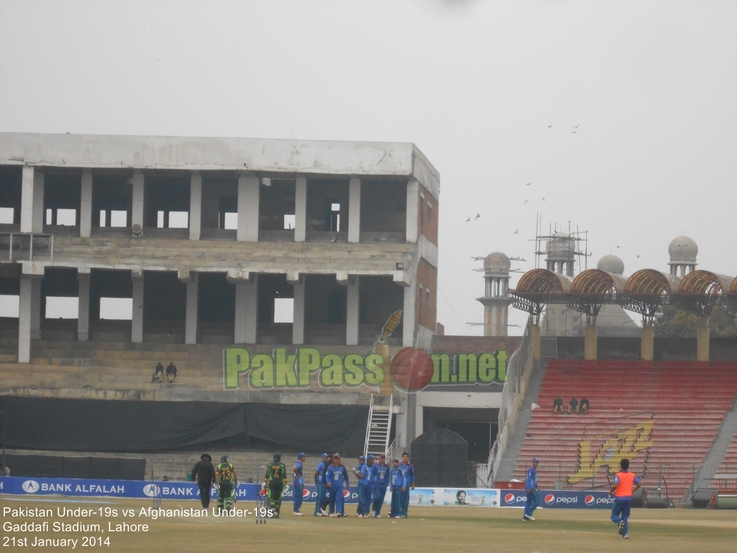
609 458 642 539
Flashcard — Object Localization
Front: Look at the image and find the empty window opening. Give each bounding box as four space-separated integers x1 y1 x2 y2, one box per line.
283 214 295 230
330 203 341 232
217 195 238 230
99 297 133 320
273 298 294 323
45 296 79 319
222 212 238 230
0 208 14 224
157 210 189 229
99 210 128 227
46 208 77 226
168 211 188 228
110 210 127 227
0 295 19 318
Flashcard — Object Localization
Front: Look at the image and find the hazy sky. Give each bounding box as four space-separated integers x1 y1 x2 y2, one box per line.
1 0 735 335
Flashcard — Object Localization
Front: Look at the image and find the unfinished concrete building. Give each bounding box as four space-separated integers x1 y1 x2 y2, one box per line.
0 132 439 457
0 133 438 357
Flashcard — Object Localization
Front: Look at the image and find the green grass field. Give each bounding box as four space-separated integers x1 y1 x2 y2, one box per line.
2 497 735 553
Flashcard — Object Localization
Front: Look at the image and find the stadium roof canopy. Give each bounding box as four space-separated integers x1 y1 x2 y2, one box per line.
511 267 735 321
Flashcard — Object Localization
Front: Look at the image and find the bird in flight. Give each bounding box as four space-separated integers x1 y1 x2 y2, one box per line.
541 198 545 202
526 182 531 186
465 217 471 223
523 200 529 205
572 130 578 134
574 124 580 128
514 229 519 234
547 124 553 128
475 213 481 220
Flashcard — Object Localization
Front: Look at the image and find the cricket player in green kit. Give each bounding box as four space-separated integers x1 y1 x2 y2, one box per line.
215 455 238 512
264 452 288 518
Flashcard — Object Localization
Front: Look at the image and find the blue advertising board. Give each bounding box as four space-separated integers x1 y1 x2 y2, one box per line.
0 477 612 509
0 477 359 503
499 489 615 509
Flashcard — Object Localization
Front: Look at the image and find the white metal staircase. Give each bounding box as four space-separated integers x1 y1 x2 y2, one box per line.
364 394 393 458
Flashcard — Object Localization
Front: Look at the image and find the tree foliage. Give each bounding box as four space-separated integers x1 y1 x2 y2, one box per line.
653 305 737 338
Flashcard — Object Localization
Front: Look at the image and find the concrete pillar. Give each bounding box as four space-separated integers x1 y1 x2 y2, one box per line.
20 166 35 233
530 323 541 360
237 175 259 242
292 278 305 345
185 273 199 345
80 170 93 238
584 324 598 360
234 277 258 344
32 171 45 233
414 403 424 440
20 167 45 233
405 178 419 243
348 178 361 243
395 392 416 451
77 271 90 341
295 177 307 242
402 283 416 347
234 281 247 345
189 172 202 241
131 171 144 229
697 317 710 362
346 276 360 345
29 279 42 339
18 277 33 362
131 270 144 343
641 324 654 361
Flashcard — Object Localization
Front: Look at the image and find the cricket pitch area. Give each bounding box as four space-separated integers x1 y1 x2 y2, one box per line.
2 497 735 553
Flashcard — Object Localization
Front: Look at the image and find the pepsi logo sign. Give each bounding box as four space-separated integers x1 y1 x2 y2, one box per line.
585 495 595 506
302 489 310 499
343 489 350 499
544 494 556 505
504 493 515 503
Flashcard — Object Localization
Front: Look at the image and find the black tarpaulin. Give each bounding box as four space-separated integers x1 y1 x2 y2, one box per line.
0 396 367 454
3 454 146 480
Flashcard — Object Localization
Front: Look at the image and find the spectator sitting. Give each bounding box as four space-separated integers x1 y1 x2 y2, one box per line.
0 462 9 476
568 396 579 415
151 362 164 383
579 396 589 415
166 362 177 383
553 396 564 414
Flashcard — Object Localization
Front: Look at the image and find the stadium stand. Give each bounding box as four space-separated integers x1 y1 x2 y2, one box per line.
512 359 737 502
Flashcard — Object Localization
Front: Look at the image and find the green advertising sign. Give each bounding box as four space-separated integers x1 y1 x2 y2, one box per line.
223 347 508 390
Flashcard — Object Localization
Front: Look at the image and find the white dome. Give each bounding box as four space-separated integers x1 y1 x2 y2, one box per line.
597 254 625 275
668 235 698 262
484 251 511 273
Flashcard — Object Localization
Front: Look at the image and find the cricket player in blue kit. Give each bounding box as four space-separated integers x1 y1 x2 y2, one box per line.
371 454 390 517
353 455 371 517
523 457 540 521
325 454 349 517
389 458 407 519
399 452 415 517
292 452 305 516
609 458 642 539
314 453 329 516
